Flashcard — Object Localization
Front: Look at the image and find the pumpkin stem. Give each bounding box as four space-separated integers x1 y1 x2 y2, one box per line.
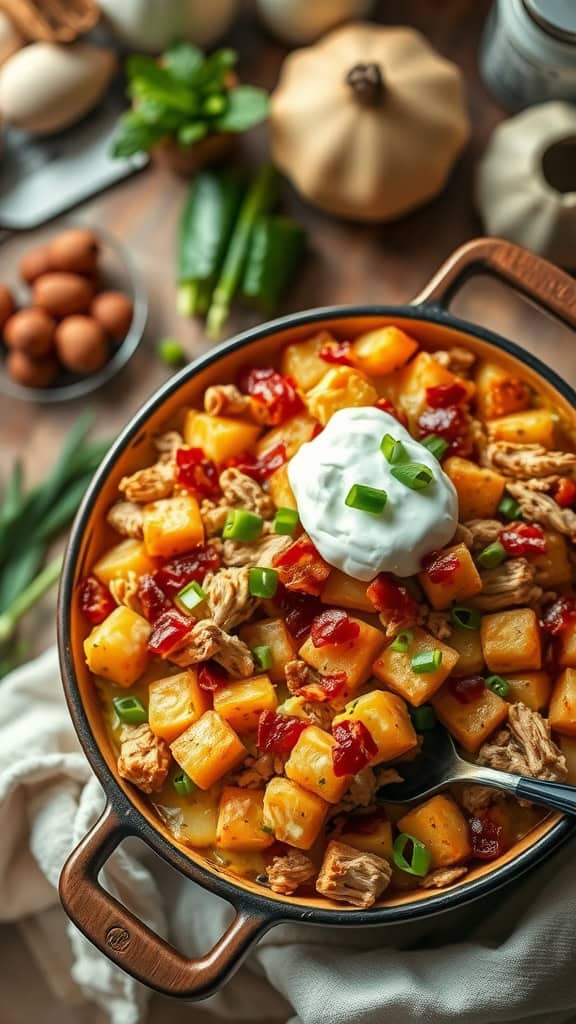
346 63 384 106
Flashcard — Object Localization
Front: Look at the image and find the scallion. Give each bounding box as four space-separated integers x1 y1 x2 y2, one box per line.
380 434 407 465
345 484 388 515
477 541 506 569
253 645 273 670
113 696 148 725
391 463 434 491
391 628 414 653
450 605 482 630
273 507 299 536
223 508 263 542
421 434 449 460
158 338 187 367
392 833 431 877
410 705 437 731
249 566 278 598
411 649 442 673
498 494 522 522
173 770 196 796
176 580 207 612
485 674 511 698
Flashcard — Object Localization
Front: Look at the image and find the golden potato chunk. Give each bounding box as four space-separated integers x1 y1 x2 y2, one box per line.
352 326 418 376
239 618 296 683
216 787 273 852
84 606 151 687
148 670 209 743
332 690 418 764
432 681 509 753
143 494 204 558
480 608 542 673
305 366 378 425
474 361 531 420
184 410 261 463
419 542 482 610
320 569 374 613
549 669 576 736
340 812 394 860
213 674 277 733
170 711 246 789
448 627 484 676
488 409 555 448
372 627 460 706
299 617 385 692
558 623 576 669
93 538 157 586
398 795 472 868
281 331 335 392
285 725 349 803
505 671 551 712
263 776 327 849
443 457 506 521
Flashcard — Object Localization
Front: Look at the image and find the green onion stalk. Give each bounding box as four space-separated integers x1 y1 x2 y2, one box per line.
0 553 62 649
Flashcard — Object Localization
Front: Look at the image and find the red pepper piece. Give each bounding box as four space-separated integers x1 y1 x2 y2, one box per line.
148 609 193 656
78 576 115 625
273 535 331 596
257 710 308 755
469 815 505 860
138 574 171 622
318 339 355 366
540 596 576 636
274 585 323 643
198 662 229 691
310 608 360 648
155 546 221 597
332 720 378 777
422 549 461 583
238 367 304 426
447 675 486 705
425 382 468 408
366 573 418 631
224 442 287 482
555 478 576 509
298 672 348 703
417 405 467 443
175 447 220 497
375 397 408 428
499 522 547 557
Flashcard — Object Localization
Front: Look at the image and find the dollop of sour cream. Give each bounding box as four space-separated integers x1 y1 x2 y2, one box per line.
288 407 458 581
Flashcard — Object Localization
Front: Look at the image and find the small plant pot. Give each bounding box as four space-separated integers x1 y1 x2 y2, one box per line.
152 131 236 177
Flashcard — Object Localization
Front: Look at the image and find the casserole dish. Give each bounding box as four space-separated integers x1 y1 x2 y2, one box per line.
58 237 576 998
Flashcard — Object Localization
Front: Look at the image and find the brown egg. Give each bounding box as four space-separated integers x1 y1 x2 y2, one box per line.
4 307 55 356
5 349 59 389
47 228 99 274
0 284 15 330
33 272 94 318
19 246 52 284
55 315 108 375
90 290 133 340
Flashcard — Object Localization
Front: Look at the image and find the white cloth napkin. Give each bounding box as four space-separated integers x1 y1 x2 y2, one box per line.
1 647 576 1024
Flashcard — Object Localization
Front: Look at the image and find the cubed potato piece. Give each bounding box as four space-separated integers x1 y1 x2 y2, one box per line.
93 539 157 587
532 531 572 588
443 457 506 521
549 668 576 736
320 569 374 613
398 794 472 868
281 331 336 391
448 627 485 676
268 463 297 510
84 606 151 687
299 617 385 692
216 787 273 851
170 711 246 789
148 669 209 743
352 326 418 376
183 410 261 464
285 725 349 803
256 412 317 459
340 812 394 860
333 690 418 764
372 627 460 706
505 671 551 712
474 361 531 420
395 352 474 424
305 366 378 426
558 623 576 669
481 608 542 673
238 618 296 683
143 494 204 558
275 695 312 721
558 735 576 784
263 776 327 849
488 409 555 448
431 681 509 753
213 674 277 733
419 542 482 610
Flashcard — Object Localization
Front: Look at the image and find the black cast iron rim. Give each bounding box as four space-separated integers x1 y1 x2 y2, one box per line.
58 301 576 930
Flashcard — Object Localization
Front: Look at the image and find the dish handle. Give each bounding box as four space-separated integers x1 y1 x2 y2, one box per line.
413 236 576 330
59 803 270 999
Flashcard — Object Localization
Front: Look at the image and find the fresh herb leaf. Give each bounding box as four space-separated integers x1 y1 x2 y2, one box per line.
215 86 269 133
178 122 208 146
164 42 205 84
112 112 167 159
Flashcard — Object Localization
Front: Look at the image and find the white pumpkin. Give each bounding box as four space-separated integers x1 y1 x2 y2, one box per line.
98 0 238 53
256 0 373 44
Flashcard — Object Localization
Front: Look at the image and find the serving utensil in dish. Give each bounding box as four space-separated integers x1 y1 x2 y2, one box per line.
58 237 576 999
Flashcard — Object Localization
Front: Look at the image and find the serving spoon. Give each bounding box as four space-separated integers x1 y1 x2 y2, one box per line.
380 727 576 815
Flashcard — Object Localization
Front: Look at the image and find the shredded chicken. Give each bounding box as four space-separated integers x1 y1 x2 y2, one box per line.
419 866 468 890
298 701 335 730
315 840 392 908
453 523 474 549
200 500 230 537
431 346 476 376
229 752 283 789
374 767 403 787
222 532 292 568
458 784 500 815
119 460 175 503
203 567 259 631
483 440 576 480
330 768 378 817
464 518 502 553
506 481 576 542
106 501 144 539
478 703 567 781
285 658 313 694
204 384 253 418
417 605 452 640
471 557 543 611
153 430 183 462
520 476 561 493
169 620 254 676
219 468 275 518
117 724 170 794
267 852 316 895
109 571 141 613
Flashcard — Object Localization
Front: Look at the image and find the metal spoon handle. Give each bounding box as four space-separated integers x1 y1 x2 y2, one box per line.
464 766 576 816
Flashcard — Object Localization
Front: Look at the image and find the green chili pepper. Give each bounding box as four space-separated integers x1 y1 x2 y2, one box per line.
177 171 243 317
241 214 305 312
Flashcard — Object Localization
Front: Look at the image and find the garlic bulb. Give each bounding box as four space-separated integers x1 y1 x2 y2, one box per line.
256 0 373 44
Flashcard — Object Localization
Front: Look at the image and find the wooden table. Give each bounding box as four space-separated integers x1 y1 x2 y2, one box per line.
1 0 574 657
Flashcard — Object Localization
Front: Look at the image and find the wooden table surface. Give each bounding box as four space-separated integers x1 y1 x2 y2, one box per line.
1 0 574 657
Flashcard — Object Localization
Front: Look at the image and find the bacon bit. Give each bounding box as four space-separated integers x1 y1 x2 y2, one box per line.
422 549 461 583
148 609 193 656
79 576 116 625
198 661 229 691
310 422 324 439
274 585 323 643
499 522 547 557
417 405 467 444
155 546 221 597
298 672 348 703
554 478 576 508
448 676 486 705
319 339 355 366
469 815 505 860
425 382 468 409
224 442 287 481
175 447 220 497
257 710 308 755
539 596 576 636
375 397 408 428
366 573 417 630
332 720 378 777
238 367 304 426
138 574 171 622
310 608 360 648
273 535 331 597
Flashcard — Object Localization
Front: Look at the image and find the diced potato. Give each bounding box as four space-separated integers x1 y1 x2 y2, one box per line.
213 674 277 733
419 542 482 610
84 606 151 687
532 531 572 588
481 608 542 673
398 794 472 868
448 627 484 676
175 789 220 847
488 409 556 448
558 735 576 783
93 539 157 587
333 690 417 764
285 725 349 803
170 711 246 789
505 671 551 712
281 330 336 392
263 776 327 849
320 569 374 613
299 617 385 692
216 787 273 851
143 494 204 558
549 668 576 736
431 681 508 753
276 695 311 721
558 623 576 669
352 326 419 376
305 366 378 426
148 670 209 743
474 361 531 420
443 457 506 521
256 412 317 459
183 410 261 463
239 618 296 683
268 463 297 510
372 627 460 706
395 352 474 424
340 812 394 860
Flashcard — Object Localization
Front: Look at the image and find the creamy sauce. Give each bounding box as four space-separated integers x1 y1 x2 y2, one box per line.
288 407 458 581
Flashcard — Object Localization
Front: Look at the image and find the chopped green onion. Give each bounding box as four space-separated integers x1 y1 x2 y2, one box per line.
158 338 186 367
177 580 207 611
249 566 278 598
410 705 437 731
421 434 449 460
450 604 482 630
252 645 273 670
345 484 388 515
113 696 147 725
391 462 434 491
391 628 414 653
498 494 522 522
477 541 507 569
380 434 407 465
273 506 299 536
485 674 510 698
173 770 196 796
223 508 263 542
411 649 442 673
392 833 431 877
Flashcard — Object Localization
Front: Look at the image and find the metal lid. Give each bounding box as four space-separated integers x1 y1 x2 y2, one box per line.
523 0 576 42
